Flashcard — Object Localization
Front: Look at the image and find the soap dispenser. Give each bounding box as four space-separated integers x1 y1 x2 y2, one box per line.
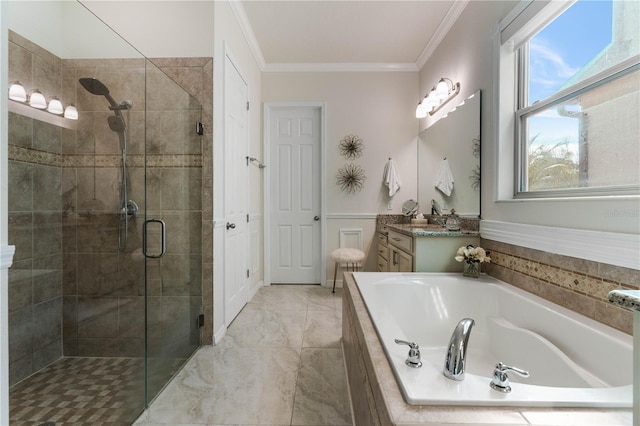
445 209 460 231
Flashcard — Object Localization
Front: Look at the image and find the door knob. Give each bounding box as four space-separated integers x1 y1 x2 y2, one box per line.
314 216 320 221
226 222 236 230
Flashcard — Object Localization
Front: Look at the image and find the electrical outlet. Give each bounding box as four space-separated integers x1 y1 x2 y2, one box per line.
387 200 393 210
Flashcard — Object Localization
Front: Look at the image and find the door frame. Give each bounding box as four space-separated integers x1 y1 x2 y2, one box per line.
222 43 250 326
263 102 326 287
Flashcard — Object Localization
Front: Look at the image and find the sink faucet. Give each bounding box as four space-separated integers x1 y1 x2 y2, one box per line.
443 318 475 381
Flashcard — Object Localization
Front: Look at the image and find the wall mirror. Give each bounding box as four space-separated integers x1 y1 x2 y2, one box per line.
418 90 481 217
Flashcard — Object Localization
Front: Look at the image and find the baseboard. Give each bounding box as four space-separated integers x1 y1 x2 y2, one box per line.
213 325 227 345
249 280 263 300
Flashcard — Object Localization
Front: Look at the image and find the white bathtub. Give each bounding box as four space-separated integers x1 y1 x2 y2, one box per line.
352 272 633 407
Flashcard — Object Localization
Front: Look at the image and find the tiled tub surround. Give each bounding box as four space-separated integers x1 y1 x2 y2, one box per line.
342 273 632 425
481 239 638 335
8 29 212 389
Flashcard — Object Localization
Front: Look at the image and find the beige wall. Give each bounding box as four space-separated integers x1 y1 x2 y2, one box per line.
421 1 639 328
262 71 418 281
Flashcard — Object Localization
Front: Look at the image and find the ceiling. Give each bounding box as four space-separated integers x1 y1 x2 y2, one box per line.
236 1 468 72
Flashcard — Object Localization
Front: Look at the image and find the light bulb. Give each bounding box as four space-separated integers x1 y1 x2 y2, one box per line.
47 97 64 115
64 105 79 120
9 81 27 102
28 90 47 109
434 79 449 100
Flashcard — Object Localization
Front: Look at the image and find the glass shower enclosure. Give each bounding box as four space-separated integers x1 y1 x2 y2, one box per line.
6 2 203 423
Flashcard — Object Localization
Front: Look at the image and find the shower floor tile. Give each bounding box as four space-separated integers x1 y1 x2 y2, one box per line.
9 356 183 426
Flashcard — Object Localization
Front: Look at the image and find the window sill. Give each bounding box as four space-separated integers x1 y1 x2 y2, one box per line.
480 220 639 270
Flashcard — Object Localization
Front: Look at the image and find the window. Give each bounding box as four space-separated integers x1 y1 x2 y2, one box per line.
506 0 639 198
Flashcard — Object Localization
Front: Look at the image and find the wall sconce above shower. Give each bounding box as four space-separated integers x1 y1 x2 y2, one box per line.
47 97 64 115
9 81 27 102
415 78 461 118
28 89 47 109
8 81 78 125
64 105 78 120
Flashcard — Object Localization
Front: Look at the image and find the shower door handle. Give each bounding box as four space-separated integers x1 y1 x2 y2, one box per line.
143 218 166 258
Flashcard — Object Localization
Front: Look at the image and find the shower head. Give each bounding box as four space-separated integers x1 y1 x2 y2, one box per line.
79 77 119 109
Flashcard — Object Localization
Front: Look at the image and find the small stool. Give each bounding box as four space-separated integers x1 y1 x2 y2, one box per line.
330 248 365 293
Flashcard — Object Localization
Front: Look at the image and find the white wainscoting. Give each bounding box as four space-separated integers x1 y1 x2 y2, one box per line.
339 228 363 250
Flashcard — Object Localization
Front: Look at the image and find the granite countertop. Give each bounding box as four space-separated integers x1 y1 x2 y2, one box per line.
386 223 480 237
608 289 640 312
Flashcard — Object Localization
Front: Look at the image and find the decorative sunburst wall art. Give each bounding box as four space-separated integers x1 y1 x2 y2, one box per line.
337 163 366 194
339 134 364 160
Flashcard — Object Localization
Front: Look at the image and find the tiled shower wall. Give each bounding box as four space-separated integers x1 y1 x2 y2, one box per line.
7 30 213 384
482 238 639 334
60 56 205 360
7 32 65 386
149 57 214 345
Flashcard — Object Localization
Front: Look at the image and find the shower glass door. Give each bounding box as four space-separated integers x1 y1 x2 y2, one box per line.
6 2 203 423
143 59 203 404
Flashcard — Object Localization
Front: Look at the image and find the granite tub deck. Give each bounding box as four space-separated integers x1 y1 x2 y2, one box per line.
342 273 632 425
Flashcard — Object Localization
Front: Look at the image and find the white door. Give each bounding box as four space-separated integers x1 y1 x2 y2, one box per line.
269 107 321 284
224 54 249 324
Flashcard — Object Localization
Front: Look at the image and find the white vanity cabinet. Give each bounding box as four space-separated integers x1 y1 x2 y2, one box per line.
387 230 413 272
387 227 480 272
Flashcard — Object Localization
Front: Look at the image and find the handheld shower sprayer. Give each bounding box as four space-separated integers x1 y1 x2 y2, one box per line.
79 77 136 252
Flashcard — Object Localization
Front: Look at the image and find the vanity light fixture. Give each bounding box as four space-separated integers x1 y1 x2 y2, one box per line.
28 89 47 109
64 104 79 120
415 77 461 118
8 82 78 120
8 81 27 102
47 97 64 115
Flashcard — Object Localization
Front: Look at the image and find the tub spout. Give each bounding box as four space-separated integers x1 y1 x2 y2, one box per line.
443 318 475 381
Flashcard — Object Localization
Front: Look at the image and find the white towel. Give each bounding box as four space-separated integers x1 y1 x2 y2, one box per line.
435 158 454 196
382 159 401 197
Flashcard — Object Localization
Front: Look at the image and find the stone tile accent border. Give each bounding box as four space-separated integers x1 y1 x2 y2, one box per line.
482 238 638 334
9 145 201 168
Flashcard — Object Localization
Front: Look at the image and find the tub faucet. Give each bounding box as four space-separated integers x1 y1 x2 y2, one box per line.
443 318 475 381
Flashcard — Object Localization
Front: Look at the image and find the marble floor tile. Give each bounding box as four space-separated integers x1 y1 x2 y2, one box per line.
307 286 342 311
224 306 307 350
303 309 342 348
136 284 353 426
142 346 300 425
248 284 312 310
291 348 351 426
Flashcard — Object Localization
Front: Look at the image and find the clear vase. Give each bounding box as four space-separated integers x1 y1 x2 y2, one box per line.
463 261 480 278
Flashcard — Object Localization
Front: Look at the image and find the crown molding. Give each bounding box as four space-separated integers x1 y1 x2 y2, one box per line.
415 0 469 69
230 0 466 73
228 0 266 70
263 62 418 73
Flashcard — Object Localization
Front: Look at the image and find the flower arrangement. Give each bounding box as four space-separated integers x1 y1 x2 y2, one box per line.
455 245 490 278
455 245 491 264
